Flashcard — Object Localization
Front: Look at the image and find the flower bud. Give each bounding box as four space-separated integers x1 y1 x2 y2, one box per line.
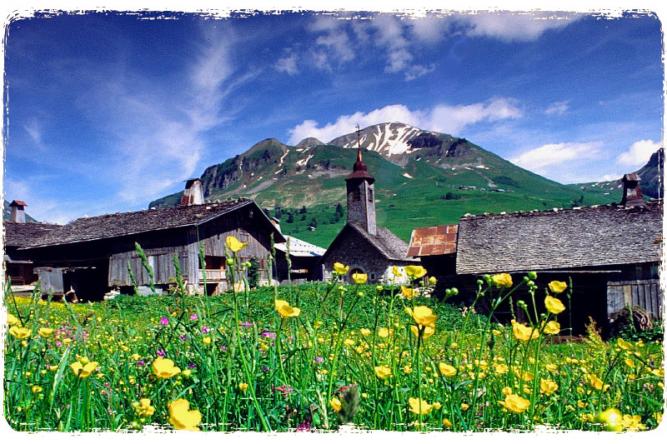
527 271 537 280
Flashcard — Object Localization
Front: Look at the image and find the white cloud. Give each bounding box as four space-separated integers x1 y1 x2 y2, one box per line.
287 98 522 144
275 52 299 75
616 139 660 168
511 141 603 173
545 100 569 116
309 15 355 68
458 13 578 42
409 15 449 43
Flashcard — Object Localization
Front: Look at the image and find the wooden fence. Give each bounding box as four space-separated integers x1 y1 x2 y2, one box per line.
607 279 663 320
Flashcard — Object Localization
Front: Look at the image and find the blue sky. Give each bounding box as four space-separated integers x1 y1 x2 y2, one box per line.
3 11 663 223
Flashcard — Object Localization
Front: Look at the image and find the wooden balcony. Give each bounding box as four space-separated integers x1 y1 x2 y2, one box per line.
199 269 226 282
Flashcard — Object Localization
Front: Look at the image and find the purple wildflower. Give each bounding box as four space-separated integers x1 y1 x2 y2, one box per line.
261 330 277 340
201 326 211 334
190 313 198 321
240 321 254 328
261 365 270 373
188 362 197 369
159 316 169 326
313 356 324 364
219 345 228 352
55 341 62 347
179 334 188 341
156 349 166 357
296 421 312 432
136 360 145 367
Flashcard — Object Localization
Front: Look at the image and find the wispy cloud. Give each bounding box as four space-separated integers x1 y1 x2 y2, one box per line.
511 141 603 172
544 100 570 116
275 52 299 75
287 98 522 144
617 139 660 168
456 12 579 42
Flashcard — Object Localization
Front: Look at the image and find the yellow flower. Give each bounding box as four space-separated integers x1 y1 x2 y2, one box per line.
202 336 212 345
333 262 349 276
622 414 646 431
438 362 457 378
408 397 433 415
428 276 437 285
540 379 558 396
352 273 368 284
410 324 435 339
411 305 437 328
31 385 43 394
168 399 202 431
70 361 98 378
502 387 513 396
7 313 20 326
131 353 141 361
495 363 509 375
544 295 565 315
374 365 392 380
597 408 623 432
275 299 301 318
329 397 342 413
442 418 452 428
548 280 567 295
377 327 390 338
152 357 181 379
460 403 469 412
511 320 539 342
499 394 530 414
543 320 560 335
403 365 413 374
225 236 246 253
238 382 249 392
48 365 58 372
360 328 371 337
491 273 513 288
401 286 416 300
588 374 608 391
391 266 402 278
405 265 427 279
38 327 54 338
545 363 558 373
133 398 155 418
9 326 31 339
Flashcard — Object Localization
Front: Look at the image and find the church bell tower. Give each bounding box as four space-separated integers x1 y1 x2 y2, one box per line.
345 125 377 235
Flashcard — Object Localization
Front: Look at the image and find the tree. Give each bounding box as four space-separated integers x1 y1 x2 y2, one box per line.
286 212 294 223
274 206 283 219
308 217 318 229
335 203 345 220
299 205 308 214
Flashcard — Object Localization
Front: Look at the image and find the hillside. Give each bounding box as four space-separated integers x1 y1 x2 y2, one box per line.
149 122 619 247
570 147 663 201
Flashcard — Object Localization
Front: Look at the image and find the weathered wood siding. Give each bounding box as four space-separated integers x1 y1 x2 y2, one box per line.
35 267 64 294
108 248 188 286
607 279 663 320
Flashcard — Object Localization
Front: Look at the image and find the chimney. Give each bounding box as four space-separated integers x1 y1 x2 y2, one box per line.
180 179 205 206
9 200 27 223
621 173 645 208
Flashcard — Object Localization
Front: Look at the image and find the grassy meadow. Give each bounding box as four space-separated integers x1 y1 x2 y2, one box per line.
3 243 664 432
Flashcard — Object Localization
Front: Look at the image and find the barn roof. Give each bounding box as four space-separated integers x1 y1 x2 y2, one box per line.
3 222 61 248
24 199 282 249
456 201 663 274
275 235 326 257
407 224 458 257
346 223 418 262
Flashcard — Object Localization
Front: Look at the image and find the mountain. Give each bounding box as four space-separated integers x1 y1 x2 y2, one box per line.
149 122 619 247
570 147 663 200
3 200 37 222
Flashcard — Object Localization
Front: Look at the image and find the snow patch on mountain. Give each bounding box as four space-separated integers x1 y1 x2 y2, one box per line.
339 123 426 156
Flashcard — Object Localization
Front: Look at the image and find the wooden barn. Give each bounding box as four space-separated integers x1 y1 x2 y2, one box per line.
407 224 459 298
321 143 418 282
3 200 60 287
21 180 285 300
455 174 662 334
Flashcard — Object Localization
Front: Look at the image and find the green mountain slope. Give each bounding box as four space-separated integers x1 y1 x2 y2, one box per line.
149 123 618 247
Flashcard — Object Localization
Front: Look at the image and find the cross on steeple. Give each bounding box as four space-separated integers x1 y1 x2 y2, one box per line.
355 124 362 163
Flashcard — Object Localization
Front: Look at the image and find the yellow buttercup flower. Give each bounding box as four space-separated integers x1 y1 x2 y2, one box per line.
544 295 566 315
168 399 202 431
225 236 246 253
238 382 249 392
588 374 608 391
491 273 513 288
377 327 390 338
202 336 212 345
499 394 530 414
438 362 457 378
548 280 567 295
428 276 437 285
329 397 342 412
622 414 646 431
9 326 31 339
374 365 392 380
597 408 623 432
70 361 98 378
152 357 181 379
408 397 433 416
511 320 539 342
360 328 371 337
275 299 301 318
7 313 20 326
38 327 54 338
401 286 416 300
411 305 437 328
543 320 560 335
133 398 156 418
495 363 509 375
333 262 350 276
410 324 435 340
352 273 368 284
540 379 558 396
405 265 427 279
31 385 43 394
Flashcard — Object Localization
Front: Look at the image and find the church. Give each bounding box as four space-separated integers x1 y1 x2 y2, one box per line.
321 140 419 282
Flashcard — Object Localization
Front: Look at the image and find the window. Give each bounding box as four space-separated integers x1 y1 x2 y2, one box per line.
369 188 374 202
352 188 361 201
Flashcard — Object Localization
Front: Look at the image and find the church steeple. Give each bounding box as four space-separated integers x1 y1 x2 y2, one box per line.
345 125 376 235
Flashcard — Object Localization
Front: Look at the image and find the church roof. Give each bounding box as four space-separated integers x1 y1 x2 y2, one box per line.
331 222 417 262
